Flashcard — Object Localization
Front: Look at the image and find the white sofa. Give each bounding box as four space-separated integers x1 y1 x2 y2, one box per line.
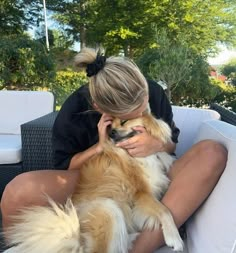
156 106 236 253
0 91 55 197
1 97 235 252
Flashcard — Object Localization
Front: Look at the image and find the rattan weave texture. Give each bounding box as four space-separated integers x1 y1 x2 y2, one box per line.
21 111 59 171
210 103 236 126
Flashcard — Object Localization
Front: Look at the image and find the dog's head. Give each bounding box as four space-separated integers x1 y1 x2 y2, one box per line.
108 113 172 144
108 117 143 143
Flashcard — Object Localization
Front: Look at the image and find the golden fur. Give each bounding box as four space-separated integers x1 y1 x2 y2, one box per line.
4 113 183 253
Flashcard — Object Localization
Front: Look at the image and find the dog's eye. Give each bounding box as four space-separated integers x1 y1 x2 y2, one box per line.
121 120 128 126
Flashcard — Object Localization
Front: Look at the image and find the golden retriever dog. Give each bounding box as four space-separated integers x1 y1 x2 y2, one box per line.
4 112 183 253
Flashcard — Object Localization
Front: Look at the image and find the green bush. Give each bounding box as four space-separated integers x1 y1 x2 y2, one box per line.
49 70 88 108
211 79 236 111
173 78 236 112
0 34 55 90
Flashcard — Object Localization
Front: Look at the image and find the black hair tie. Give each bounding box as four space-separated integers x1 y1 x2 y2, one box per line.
86 54 106 77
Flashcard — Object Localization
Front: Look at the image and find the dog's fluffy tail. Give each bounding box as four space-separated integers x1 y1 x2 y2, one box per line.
4 198 81 253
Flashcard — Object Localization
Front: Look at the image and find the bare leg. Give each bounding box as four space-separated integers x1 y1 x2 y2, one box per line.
133 192 183 251
130 140 227 253
1 169 80 232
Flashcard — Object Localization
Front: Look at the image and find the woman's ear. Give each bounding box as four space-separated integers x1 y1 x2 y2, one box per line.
93 102 99 109
93 103 103 113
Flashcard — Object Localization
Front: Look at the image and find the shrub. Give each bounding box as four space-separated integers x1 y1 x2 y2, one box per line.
173 78 236 112
0 35 55 90
211 79 236 111
49 70 88 107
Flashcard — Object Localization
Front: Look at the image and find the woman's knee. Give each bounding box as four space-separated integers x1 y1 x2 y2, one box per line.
195 140 227 176
1 170 80 213
1 172 40 215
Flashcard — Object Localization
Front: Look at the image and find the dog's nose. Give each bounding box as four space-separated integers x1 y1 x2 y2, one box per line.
108 129 118 139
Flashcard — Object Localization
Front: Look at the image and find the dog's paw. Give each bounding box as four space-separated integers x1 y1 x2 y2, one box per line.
128 233 140 251
164 233 184 252
162 222 184 252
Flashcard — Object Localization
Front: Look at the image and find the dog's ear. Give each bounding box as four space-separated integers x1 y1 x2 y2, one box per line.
143 114 172 144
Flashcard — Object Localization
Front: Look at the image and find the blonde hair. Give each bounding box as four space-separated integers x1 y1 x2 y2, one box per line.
75 47 148 115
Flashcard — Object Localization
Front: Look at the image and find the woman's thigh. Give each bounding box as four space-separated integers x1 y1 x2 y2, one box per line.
1 169 80 233
1 169 80 208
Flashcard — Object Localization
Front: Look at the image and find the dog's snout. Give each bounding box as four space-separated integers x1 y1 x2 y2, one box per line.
109 128 118 138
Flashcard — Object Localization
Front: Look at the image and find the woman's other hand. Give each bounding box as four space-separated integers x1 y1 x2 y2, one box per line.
115 126 165 157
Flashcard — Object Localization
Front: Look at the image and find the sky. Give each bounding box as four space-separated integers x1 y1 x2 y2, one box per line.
208 45 236 66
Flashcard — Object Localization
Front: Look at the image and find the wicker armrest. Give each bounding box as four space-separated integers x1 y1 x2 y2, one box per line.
210 103 236 126
21 111 58 171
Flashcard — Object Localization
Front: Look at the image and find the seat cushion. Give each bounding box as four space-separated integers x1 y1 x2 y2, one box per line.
0 135 22 164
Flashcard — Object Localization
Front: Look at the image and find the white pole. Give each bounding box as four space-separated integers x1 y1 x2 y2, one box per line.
43 0 50 51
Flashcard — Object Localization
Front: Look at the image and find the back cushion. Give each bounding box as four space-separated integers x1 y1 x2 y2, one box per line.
172 106 220 157
0 91 54 134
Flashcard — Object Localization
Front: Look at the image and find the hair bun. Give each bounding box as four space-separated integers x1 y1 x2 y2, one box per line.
86 54 106 77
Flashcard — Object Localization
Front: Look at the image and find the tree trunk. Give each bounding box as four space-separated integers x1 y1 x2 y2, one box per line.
79 1 86 50
80 25 86 49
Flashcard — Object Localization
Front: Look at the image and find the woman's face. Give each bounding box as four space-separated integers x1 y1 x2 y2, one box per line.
93 96 149 120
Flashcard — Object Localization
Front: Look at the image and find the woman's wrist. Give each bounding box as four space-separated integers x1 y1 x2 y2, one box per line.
69 143 103 170
162 141 176 154
94 143 104 155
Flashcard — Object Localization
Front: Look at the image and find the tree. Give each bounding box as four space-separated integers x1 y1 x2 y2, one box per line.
46 0 90 49
138 32 193 99
221 59 236 76
46 0 236 58
0 0 44 36
136 31 219 102
150 0 236 55
221 59 236 85
172 55 219 105
0 35 55 90
84 0 157 57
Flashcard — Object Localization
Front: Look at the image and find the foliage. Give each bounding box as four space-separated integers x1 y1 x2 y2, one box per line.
51 49 78 71
138 32 193 98
0 35 55 90
212 80 236 111
136 34 234 109
1 0 236 58
47 0 236 58
137 32 207 99
35 27 74 50
0 0 44 36
151 0 236 54
174 78 236 112
172 56 215 103
221 58 236 85
49 70 88 107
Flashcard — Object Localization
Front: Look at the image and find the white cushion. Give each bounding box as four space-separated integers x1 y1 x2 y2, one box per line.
186 120 236 253
0 134 22 164
172 106 220 158
0 91 54 134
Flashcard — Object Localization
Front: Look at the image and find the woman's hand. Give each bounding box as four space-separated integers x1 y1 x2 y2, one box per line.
96 113 113 154
116 126 165 157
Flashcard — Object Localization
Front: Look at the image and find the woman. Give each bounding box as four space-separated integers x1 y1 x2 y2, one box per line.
1 48 227 253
